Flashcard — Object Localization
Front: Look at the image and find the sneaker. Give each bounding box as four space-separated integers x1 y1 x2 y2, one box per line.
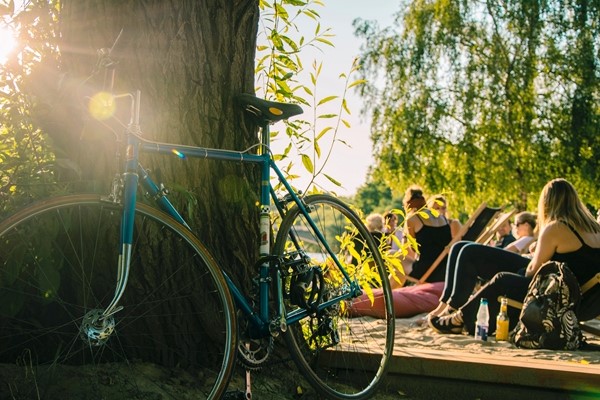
428 310 464 334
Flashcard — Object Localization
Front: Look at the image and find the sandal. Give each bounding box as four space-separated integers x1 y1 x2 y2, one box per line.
427 303 455 319
428 310 464 334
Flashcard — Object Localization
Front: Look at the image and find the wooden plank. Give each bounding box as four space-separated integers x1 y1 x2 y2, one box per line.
387 347 600 392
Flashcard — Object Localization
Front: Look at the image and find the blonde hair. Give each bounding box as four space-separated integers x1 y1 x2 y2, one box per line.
365 213 385 233
537 178 600 233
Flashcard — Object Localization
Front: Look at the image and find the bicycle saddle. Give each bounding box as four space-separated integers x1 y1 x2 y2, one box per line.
237 93 303 125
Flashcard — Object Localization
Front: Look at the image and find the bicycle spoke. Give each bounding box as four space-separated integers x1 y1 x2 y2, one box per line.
0 195 236 399
274 194 394 400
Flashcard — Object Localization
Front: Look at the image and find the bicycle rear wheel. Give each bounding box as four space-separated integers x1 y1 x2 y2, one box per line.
273 194 395 400
0 194 236 399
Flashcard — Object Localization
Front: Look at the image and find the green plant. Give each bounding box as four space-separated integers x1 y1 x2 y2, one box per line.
257 0 366 194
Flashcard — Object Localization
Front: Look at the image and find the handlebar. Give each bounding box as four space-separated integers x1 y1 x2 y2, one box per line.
86 29 142 137
93 29 123 93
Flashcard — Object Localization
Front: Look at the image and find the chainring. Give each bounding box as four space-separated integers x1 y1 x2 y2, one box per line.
236 311 275 371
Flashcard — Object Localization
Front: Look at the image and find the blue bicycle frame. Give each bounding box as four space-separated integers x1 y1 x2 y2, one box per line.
109 91 361 338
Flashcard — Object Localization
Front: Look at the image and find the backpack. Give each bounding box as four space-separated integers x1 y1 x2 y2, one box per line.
510 261 584 350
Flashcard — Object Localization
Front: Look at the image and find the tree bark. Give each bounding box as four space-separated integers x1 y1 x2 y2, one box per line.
57 0 260 287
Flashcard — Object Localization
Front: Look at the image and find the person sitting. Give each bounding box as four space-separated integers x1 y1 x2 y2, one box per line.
349 213 386 265
384 210 416 288
491 218 516 248
425 212 537 320
428 178 600 336
400 185 452 285
383 211 403 255
426 240 531 320
431 195 462 238
365 213 385 244
504 212 536 254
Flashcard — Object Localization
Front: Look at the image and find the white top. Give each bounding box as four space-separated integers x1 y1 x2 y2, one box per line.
510 235 535 254
386 229 404 254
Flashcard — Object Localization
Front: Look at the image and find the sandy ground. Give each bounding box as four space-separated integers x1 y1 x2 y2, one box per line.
2 315 599 399
389 313 600 363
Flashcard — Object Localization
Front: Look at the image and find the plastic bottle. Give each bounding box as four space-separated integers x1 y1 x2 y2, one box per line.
474 298 489 341
496 297 510 341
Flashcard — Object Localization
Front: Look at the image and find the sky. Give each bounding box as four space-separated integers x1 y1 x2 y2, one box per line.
269 1 401 196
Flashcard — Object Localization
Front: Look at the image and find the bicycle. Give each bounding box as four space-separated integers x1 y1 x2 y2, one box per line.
0 48 395 400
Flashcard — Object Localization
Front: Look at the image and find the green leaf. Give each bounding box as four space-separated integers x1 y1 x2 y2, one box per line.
302 10 317 21
417 211 430 220
316 126 333 140
348 79 367 89
324 174 342 187
342 98 351 115
274 3 289 19
315 37 334 47
317 95 338 106
301 153 314 173
302 86 313 96
284 0 307 6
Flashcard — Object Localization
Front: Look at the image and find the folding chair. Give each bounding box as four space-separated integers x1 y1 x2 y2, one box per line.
476 209 517 245
462 205 502 242
406 202 499 285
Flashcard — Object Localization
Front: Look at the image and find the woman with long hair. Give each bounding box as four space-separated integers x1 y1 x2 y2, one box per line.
429 178 600 335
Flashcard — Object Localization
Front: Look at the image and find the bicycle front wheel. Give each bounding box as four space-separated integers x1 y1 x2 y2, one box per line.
273 194 395 400
0 194 236 399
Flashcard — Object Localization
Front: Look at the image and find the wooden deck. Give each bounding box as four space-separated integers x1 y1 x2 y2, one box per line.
388 346 600 393
320 317 600 398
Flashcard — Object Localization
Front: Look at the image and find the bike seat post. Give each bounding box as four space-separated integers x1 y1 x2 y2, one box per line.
259 122 270 156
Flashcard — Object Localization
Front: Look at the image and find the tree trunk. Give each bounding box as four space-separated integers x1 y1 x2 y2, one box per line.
58 0 260 288
26 1 264 360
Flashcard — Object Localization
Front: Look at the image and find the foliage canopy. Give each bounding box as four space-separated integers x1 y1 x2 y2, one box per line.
355 0 600 215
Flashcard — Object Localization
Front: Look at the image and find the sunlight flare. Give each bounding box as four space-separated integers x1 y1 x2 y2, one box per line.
0 26 16 64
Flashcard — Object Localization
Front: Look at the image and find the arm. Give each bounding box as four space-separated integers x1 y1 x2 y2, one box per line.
450 219 462 239
525 223 559 277
403 216 420 261
505 236 534 254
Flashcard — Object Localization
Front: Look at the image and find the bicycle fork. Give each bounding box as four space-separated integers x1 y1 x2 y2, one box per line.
81 129 143 346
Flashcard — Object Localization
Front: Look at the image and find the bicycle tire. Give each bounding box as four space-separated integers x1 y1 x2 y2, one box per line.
0 194 236 399
273 194 395 400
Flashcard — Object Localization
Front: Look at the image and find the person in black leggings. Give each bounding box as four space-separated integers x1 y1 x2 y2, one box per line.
427 241 530 321
429 212 537 319
429 178 600 336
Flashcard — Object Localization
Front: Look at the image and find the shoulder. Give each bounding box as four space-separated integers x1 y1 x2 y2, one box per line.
406 213 423 234
449 218 461 227
540 220 569 239
420 210 448 227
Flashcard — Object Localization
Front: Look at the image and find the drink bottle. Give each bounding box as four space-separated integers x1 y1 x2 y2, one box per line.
474 298 489 341
496 297 510 341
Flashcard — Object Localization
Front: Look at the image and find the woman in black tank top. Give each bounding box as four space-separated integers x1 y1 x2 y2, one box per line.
401 185 453 284
429 178 600 336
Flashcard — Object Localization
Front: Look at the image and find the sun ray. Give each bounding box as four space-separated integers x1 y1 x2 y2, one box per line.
0 25 16 64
